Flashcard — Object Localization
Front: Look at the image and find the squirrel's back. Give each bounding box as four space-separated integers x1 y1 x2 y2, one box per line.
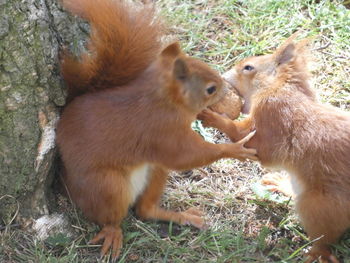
61 0 163 102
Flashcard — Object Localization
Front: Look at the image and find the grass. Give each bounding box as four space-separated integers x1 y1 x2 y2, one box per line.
1 0 350 262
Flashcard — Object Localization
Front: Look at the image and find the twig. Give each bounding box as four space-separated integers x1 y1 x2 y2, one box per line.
0 223 20 231
196 168 209 177
313 41 331 51
0 195 20 234
319 51 350 60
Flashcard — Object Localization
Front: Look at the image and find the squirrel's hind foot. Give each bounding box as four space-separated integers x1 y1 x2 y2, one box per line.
90 225 123 260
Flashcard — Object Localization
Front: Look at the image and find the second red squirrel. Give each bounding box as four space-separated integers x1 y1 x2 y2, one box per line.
199 35 350 263
57 0 256 259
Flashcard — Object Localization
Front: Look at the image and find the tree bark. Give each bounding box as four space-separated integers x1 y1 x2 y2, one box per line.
0 0 86 223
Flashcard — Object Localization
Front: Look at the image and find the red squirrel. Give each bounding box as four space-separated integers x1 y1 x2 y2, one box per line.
198 35 350 263
57 0 257 259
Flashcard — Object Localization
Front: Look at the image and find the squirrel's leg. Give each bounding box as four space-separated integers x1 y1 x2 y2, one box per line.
154 129 257 171
198 109 235 133
74 168 131 260
198 109 253 141
135 166 205 229
297 190 346 263
261 172 295 198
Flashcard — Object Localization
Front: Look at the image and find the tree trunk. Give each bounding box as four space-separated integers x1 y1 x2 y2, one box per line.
0 0 85 223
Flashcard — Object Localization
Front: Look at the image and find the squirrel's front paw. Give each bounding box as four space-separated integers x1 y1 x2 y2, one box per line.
231 131 258 161
197 109 222 128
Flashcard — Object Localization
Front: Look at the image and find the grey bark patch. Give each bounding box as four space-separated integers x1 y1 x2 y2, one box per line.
0 0 87 223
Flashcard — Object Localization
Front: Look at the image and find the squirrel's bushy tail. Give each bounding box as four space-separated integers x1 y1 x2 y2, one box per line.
61 0 163 101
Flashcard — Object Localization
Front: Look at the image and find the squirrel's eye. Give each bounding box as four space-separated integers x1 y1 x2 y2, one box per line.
206 86 216 95
243 65 254 71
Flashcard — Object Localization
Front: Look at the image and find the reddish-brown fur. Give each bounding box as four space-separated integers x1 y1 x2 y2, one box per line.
61 0 163 102
198 36 350 262
57 0 256 259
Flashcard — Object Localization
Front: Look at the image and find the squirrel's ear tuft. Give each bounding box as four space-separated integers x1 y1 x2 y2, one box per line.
276 43 295 66
173 58 189 81
161 42 181 58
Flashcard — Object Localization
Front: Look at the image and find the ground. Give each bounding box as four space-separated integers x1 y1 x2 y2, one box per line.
1 0 349 262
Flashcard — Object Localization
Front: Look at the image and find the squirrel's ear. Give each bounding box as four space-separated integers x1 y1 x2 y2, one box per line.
173 58 189 80
276 43 295 66
275 32 299 66
161 42 181 58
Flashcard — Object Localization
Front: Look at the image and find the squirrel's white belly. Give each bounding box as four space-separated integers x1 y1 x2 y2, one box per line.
129 164 151 205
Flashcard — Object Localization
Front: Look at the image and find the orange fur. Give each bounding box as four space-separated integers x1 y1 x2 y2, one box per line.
57 0 257 259
61 0 163 102
199 36 350 262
